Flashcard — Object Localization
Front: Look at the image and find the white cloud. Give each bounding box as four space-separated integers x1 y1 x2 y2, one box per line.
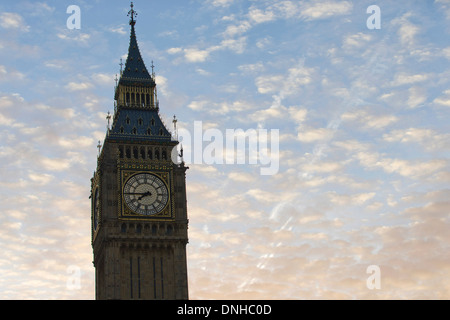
383 128 450 151
256 63 313 97
108 24 127 35
28 172 54 186
223 20 252 38
0 12 29 32
228 171 255 182
188 98 256 115
433 89 450 107
297 127 334 143
356 152 447 179
92 73 114 86
248 7 276 24
392 13 420 47
407 86 427 108
209 0 234 8
188 100 209 111
65 82 93 91
58 136 94 149
255 75 284 94
251 104 307 124
302 161 342 173
0 66 25 82
39 157 71 172
343 32 372 49
328 191 376 206
175 36 247 63
341 109 398 130
167 47 182 55
57 32 91 45
390 72 430 86
299 0 353 20
184 48 211 63
219 36 247 54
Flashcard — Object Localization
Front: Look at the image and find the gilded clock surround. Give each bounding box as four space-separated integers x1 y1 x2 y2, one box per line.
119 166 175 221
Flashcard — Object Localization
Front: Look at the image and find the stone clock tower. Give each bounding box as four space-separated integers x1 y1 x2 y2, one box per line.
91 3 189 300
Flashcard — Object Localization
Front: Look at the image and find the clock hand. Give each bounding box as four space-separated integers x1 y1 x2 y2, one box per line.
138 191 153 201
124 192 152 195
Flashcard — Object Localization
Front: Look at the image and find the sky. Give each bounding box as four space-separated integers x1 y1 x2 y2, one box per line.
0 0 449 300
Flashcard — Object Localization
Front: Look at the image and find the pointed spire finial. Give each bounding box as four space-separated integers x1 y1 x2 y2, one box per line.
151 60 155 79
97 141 102 156
128 2 138 26
106 111 112 130
172 115 178 140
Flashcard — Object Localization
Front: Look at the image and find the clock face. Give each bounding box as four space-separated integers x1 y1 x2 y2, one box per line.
123 173 169 216
93 188 99 230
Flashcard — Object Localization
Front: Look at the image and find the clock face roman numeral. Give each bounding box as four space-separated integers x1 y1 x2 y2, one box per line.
123 173 169 216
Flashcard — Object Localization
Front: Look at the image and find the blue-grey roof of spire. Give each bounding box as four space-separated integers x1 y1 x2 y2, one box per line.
119 4 155 86
109 108 172 143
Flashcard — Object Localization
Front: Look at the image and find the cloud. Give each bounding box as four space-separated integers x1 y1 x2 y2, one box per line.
108 24 127 35
228 171 255 182
223 20 252 38
208 0 235 8
343 32 372 49
383 128 450 151
248 7 276 24
297 127 334 143
407 86 427 108
28 172 55 186
299 0 353 21
167 47 182 55
433 89 450 107
169 36 248 63
356 152 447 179
57 32 91 45
341 108 398 130
184 48 212 63
65 82 93 91
392 13 420 47
92 73 114 86
327 191 376 206
251 105 307 124
0 12 29 32
390 72 430 86
255 62 314 97
0 65 25 82
187 99 256 115
180 1 353 64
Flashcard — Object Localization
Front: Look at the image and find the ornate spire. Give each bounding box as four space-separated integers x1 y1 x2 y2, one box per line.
128 2 137 26
119 2 154 86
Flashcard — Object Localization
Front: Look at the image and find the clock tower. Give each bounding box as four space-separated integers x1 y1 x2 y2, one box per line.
91 3 189 300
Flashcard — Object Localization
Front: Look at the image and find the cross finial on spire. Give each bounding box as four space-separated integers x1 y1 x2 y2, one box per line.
128 2 137 26
97 141 102 156
151 60 155 78
106 111 112 130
